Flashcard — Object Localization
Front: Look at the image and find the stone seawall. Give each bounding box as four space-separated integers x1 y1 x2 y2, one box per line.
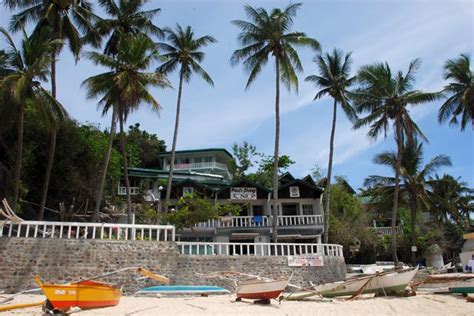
0 238 345 294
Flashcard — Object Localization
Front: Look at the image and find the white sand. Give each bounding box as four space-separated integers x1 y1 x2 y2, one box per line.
3 293 473 315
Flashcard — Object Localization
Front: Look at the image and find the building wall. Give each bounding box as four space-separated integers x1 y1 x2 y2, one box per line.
0 238 345 294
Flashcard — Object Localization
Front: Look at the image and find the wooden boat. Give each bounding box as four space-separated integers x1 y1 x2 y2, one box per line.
418 273 474 294
35 276 121 312
236 278 289 300
287 267 418 300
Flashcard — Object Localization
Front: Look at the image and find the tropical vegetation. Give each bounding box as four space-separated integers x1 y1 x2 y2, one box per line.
0 1 471 264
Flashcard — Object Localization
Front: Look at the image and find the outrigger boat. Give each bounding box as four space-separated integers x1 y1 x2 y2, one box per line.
35 276 121 311
286 267 418 300
236 278 289 300
34 267 169 313
417 273 474 294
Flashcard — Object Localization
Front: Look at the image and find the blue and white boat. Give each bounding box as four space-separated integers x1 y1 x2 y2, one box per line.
136 285 230 295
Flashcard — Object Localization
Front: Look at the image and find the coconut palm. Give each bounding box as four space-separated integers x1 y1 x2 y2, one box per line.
428 174 473 227
4 0 100 219
305 48 356 243
156 24 216 209
90 0 163 222
352 59 441 264
365 141 452 265
231 3 320 241
96 0 163 56
0 27 66 211
82 34 170 223
438 54 474 131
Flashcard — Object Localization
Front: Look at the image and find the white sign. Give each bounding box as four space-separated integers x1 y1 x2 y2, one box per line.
287 254 324 267
411 246 417 252
289 186 300 198
230 187 257 200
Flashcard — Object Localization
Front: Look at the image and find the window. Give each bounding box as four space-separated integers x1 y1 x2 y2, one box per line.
183 187 194 196
204 157 212 163
194 157 203 163
289 186 300 198
302 204 314 215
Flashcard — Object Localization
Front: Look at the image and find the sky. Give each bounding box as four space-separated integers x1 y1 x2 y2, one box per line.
1 0 473 191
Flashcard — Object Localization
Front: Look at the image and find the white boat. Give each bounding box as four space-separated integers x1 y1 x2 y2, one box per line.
236 278 289 300
287 267 418 299
418 273 474 293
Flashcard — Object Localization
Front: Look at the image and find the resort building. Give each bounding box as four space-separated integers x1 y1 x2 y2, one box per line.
118 148 324 244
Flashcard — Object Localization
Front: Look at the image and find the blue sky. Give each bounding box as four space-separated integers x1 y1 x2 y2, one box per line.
1 0 473 190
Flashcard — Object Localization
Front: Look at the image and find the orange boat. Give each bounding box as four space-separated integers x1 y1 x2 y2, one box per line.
34 276 121 312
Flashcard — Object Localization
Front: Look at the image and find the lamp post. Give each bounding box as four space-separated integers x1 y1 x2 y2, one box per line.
156 185 163 223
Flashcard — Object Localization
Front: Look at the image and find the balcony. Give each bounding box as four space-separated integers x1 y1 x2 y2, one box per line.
193 215 323 229
372 226 403 235
166 161 229 171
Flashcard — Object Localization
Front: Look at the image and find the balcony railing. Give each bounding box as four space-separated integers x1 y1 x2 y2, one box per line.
1 220 175 241
166 161 229 171
373 226 403 235
118 186 140 195
177 241 343 257
193 215 323 229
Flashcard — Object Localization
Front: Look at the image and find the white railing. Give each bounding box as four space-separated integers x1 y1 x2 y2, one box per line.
117 186 140 195
177 242 344 257
193 215 323 229
0 220 175 241
373 226 403 235
167 161 228 171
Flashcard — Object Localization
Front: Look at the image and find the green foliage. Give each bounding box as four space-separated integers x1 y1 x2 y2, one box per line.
162 194 240 231
247 154 295 188
438 54 473 131
229 141 261 180
328 183 382 263
125 123 166 168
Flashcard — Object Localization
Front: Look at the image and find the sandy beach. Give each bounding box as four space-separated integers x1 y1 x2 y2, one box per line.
3 293 473 316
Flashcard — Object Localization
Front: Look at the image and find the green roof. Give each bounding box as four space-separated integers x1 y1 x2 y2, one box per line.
160 148 233 159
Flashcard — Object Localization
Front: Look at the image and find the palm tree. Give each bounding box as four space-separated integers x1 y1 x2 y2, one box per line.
82 34 170 223
0 27 66 211
352 59 441 264
4 0 100 220
428 174 473 227
156 24 216 209
305 49 356 243
365 141 451 265
438 54 474 131
96 0 164 56
231 3 320 241
90 0 163 222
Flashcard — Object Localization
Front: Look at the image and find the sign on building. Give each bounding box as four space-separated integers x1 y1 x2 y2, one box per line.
230 187 257 200
287 254 324 267
289 186 300 198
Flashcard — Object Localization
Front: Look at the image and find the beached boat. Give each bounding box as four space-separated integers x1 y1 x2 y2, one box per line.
136 285 230 295
418 273 474 294
35 276 121 312
286 267 418 300
236 278 289 300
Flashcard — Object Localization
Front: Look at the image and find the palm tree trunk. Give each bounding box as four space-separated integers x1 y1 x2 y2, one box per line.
12 103 25 212
409 192 418 266
323 99 338 243
165 72 184 210
38 54 57 220
119 112 133 224
92 109 117 222
37 123 57 220
391 119 403 265
271 58 280 243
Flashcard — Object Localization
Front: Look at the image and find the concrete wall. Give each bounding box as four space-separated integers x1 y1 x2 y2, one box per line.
0 238 345 295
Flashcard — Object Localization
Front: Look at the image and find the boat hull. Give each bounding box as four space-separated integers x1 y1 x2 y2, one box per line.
236 279 288 300
36 278 121 311
314 267 418 298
